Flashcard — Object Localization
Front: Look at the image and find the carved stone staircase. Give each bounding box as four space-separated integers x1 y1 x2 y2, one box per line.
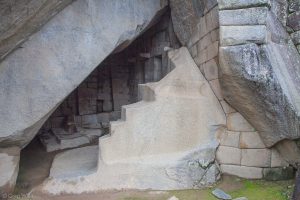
42 47 226 194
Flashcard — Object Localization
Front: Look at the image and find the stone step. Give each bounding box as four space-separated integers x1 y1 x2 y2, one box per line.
49 145 98 179
39 128 103 152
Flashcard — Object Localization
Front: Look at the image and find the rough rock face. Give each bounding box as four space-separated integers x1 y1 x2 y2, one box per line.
0 0 167 148
0 147 20 193
218 3 300 147
0 0 73 61
169 0 217 45
42 47 226 194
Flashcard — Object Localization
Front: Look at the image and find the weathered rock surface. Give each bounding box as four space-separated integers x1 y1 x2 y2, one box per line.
219 10 300 147
0 0 167 148
218 0 270 10
169 0 198 45
219 43 300 147
263 167 295 181
42 47 226 194
0 0 73 61
0 147 20 193
288 11 300 31
169 0 218 45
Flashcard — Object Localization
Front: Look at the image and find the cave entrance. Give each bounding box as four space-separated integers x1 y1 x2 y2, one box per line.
15 10 180 193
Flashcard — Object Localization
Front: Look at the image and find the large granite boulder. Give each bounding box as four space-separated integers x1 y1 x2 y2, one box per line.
219 7 300 147
169 0 217 45
0 0 167 148
0 0 73 61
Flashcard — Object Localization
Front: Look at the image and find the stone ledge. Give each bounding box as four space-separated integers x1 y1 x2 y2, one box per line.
218 0 270 10
220 25 267 46
220 164 263 179
219 7 268 26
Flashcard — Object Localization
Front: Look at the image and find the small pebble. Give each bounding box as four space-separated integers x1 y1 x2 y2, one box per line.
212 188 232 200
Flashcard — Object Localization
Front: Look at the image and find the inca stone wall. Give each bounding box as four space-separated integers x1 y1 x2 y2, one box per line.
41 11 180 133
218 0 300 147
1 0 299 194
177 0 293 179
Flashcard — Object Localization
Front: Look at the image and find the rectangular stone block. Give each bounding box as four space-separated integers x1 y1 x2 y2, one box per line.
103 100 113 112
203 58 219 81
217 146 241 165
206 6 219 32
218 0 270 10
206 41 219 60
194 49 207 65
198 33 212 51
145 57 163 82
239 132 265 148
227 112 255 132
188 29 200 48
219 131 240 147
97 112 110 122
198 17 208 39
81 114 98 126
220 25 267 46
220 164 263 179
241 149 271 167
210 29 219 42
219 7 268 25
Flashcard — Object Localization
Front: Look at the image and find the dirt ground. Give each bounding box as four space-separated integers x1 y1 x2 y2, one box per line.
13 138 294 200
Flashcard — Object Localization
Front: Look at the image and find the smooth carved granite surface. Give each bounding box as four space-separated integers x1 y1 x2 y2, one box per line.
43 47 226 194
0 0 167 148
0 0 73 61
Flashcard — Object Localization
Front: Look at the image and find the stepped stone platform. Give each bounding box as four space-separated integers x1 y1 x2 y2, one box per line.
39 127 103 152
41 47 226 194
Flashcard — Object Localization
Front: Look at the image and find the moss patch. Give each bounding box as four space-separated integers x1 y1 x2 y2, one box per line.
122 176 294 200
